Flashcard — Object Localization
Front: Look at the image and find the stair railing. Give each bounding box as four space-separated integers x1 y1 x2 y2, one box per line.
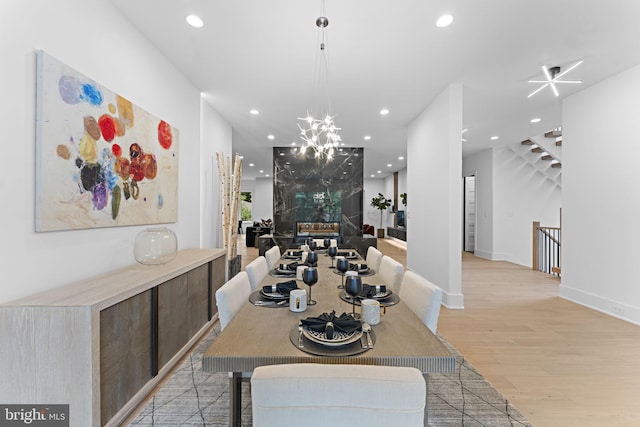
532 221 561 276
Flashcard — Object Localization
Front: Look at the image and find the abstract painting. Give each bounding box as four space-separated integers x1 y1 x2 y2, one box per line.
35 51 179 231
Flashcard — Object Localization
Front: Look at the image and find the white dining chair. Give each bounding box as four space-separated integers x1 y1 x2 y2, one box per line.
365 246 383 272
245 256 269 291
399 270 443 334
214 271 252 330
264 245 281 270
251 363 426 427
378 255 404 294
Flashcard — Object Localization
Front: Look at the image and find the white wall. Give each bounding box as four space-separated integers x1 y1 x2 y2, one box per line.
252 178 274 222
462 149 493 259
398 167 407 210
562 63 640 324
407 84 463 308
493 146 561 266
0 0 228 303
200 98 233 248
463 145 561 267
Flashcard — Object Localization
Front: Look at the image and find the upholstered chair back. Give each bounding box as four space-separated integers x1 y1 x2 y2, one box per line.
399 270 443 333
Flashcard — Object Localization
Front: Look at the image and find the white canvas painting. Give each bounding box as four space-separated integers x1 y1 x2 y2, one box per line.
35 51 179 231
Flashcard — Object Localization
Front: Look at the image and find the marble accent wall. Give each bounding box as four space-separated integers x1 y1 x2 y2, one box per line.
273 147 364 241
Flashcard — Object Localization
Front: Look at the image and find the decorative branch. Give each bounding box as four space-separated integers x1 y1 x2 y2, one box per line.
216 152 243 261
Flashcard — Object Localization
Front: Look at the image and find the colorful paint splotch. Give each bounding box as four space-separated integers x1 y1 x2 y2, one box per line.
35 51 179 231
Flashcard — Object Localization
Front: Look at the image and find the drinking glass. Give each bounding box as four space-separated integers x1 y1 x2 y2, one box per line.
344 275 363 318
302 267 318 305
323 237 331 249
336 257 349 289
307 251 318 267
327 246 338 268
309 240 318 251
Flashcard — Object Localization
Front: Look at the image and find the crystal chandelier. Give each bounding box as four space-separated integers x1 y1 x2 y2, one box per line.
297 2 341 159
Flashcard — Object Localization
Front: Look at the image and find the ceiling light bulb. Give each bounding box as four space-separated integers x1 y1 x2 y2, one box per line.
250 109 259 115
398 156 404 160
268 134 275 140
436 14 454 28
380 108 390 115
364 135 371 140
491 136 499 140
387 164 392 167
530 118 541 123
249 163 254 167
186 15 204 28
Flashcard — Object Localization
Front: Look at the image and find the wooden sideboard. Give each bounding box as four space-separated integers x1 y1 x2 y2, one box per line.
0 248 226 427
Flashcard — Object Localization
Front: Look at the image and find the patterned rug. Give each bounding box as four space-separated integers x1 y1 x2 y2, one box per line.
127 324 532 426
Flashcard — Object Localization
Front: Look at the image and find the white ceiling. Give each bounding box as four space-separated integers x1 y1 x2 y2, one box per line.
109 0 640 180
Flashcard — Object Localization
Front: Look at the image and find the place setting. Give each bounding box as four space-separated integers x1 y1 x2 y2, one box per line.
249 280 299 308
339 281 400 308
336 250 359 259
332 258 373 277
269 261 299 278
283 249 303 260
289 309 376 356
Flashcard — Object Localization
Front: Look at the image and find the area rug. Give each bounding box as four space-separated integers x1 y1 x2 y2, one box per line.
127 324 532 426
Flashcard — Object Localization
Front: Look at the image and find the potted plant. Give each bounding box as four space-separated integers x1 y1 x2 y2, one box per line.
370 193 392 238
400 192 407 207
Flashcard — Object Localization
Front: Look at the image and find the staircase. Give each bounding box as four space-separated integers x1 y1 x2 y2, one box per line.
506 128 563 189
520 128 563 169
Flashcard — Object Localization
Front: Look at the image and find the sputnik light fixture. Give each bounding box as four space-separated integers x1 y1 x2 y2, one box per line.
297 0 341 160
528 60 583 98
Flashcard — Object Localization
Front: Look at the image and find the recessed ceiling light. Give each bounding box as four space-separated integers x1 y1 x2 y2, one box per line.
249 109 259 115
387 164 392 167
530 117 541 123
380 108 390 116
436 14 454 28
291 142 296 146
268 134 275 140
398 156 404 160
259 170 264 173
377 170 382 174
364 135 371 140
239 156 244 159
370 174 375 178
249 163 255 167
265 174 269 177
490 136 499 140
279 152 284 156
186 14 204 28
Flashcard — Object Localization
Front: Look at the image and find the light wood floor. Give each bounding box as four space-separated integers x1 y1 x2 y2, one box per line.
243 237 640 427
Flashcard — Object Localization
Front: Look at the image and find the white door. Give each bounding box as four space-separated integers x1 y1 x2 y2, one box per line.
464 176 476 253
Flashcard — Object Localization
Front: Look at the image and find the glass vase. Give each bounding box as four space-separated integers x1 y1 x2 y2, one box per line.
134 227 177 265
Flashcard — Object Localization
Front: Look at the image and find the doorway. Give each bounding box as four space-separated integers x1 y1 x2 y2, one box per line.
463 175 476 253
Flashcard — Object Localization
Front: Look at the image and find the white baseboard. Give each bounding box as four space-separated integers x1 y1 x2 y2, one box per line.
442 291 464 309
560 284 640 326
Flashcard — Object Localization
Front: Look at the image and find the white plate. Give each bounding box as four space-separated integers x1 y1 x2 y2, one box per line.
276 268 296 274
260 289 288 300
302 326 363 347
358 289 391 299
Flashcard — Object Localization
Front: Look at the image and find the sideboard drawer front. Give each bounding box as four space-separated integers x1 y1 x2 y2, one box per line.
100 290 152 425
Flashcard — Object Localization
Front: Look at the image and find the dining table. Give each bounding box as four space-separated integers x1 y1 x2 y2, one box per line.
202 248 455 426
